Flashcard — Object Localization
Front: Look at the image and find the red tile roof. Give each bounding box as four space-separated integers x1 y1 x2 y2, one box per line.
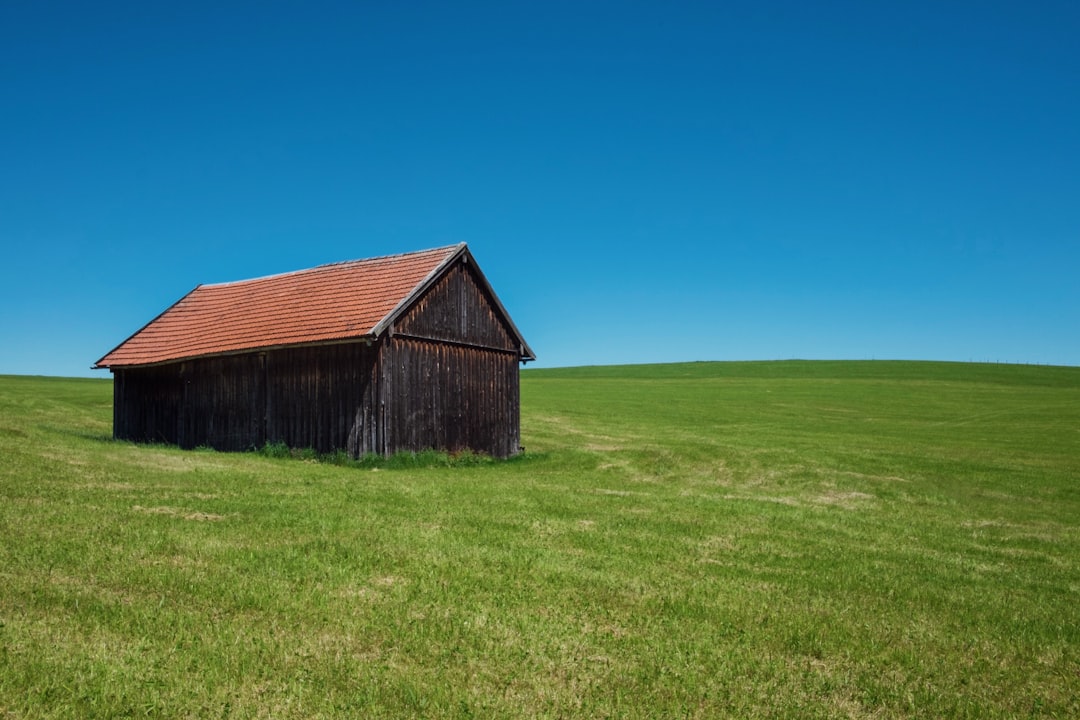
95 244 464 368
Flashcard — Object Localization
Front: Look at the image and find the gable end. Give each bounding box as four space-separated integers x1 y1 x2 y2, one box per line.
393 260 512 351
387 251 535 360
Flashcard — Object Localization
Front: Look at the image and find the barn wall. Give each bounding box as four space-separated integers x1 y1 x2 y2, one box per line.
113 366 182 444
113 342 379 454
112 358 263 450
176 354 266 450
264 343 378 456
380 336 521 458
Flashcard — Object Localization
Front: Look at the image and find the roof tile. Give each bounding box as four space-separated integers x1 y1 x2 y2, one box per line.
96 245 462 368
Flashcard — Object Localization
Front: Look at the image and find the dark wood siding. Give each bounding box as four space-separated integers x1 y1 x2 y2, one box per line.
113 358 263 450
394 261 517 352
380 336 521 458
264 343 378 456
113 366 182 445
113 342 379 454
177 355 266 450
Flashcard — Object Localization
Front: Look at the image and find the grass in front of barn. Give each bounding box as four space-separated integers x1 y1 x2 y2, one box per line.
1 362 1078 718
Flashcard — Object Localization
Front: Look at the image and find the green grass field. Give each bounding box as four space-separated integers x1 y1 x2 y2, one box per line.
1 361 1078 718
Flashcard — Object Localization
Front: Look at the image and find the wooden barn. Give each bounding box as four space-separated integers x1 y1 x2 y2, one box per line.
94 244 535 458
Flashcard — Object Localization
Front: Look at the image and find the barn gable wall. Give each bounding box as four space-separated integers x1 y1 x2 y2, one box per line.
394 261 516 352
379 259 523 457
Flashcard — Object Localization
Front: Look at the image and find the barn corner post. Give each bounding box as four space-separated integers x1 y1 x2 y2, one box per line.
93 244 534 459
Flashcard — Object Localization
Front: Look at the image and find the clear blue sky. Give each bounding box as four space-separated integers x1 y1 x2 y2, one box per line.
3 1 1078 377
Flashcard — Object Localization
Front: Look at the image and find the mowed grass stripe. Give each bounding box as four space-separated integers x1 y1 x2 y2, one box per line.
0 362 1078 718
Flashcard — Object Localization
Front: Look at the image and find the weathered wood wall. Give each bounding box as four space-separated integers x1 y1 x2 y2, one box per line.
264 343 378 456
176 354 265 451
111 257 526 458
112 365 182 445
379 261 523 457
379 337 521 458
113 344 378 453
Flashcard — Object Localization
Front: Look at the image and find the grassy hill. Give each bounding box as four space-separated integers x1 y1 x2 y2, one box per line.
1 361 1078 718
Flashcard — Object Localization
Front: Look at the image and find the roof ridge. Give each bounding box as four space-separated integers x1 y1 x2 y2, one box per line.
202 243 465 289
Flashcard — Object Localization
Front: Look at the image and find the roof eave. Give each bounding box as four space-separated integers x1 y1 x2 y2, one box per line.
95 334 380 370
92 285 204 370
